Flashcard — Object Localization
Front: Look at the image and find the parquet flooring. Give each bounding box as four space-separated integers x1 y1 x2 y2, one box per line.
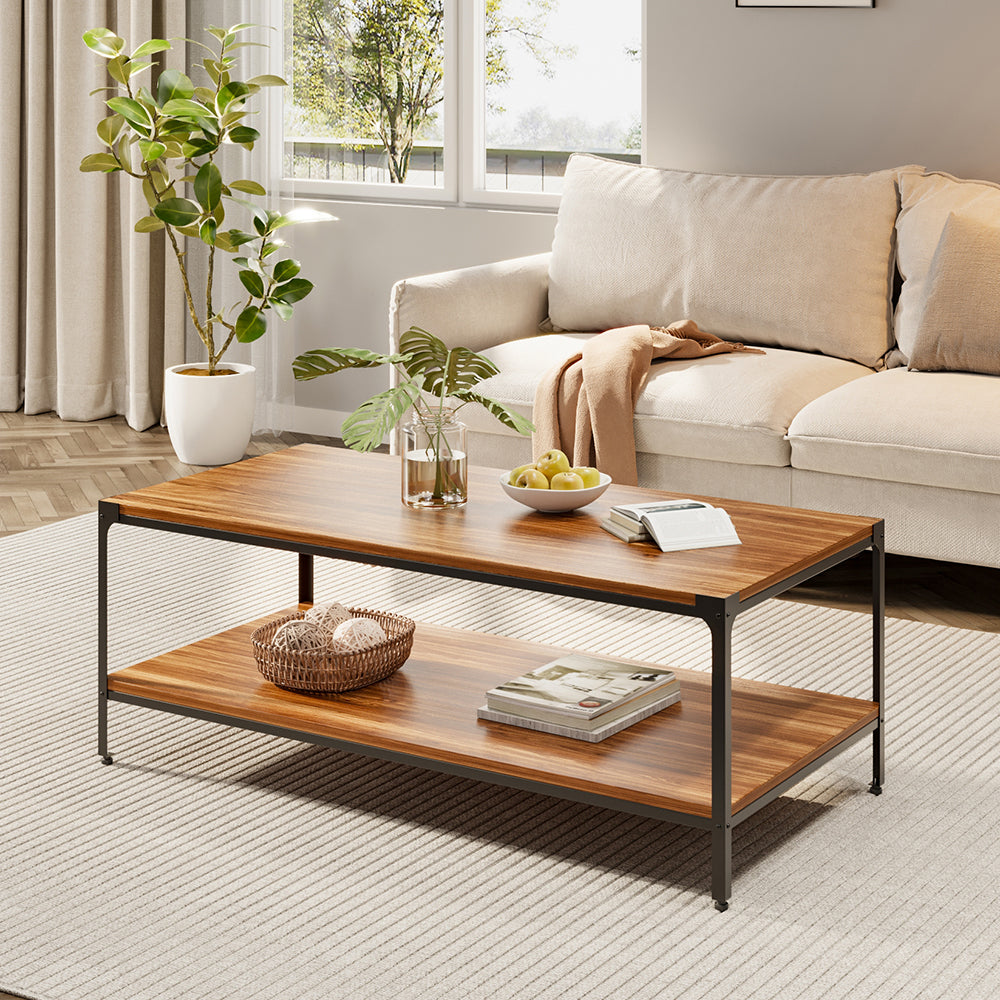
1 409 998 633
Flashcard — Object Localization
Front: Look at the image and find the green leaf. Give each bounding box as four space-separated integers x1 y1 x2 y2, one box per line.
79 152 121 173
217 81 251 111
247 74 287 88
138 139 166 162
291 348 409 381
83 28 125 58
126 61 153 79
451 390 535 437
271 206 336 228
238 269 265 298
199 218 217 244
213 231 235 253
134 215 165 233
131 38 171 59
106 96 152 133
107 55 131 85
272 258 300 283
181 137 218 157
229 179 266 196
271 301 293 322
206 25 228 41
223 229 259 247
96 114 125 146
271 278 313 305
176 223 202 237
339 385 422 453
157 68 194 106
203 58 221 85
194 161 222 212
152 196 201 227
228 125 260 146
398 327 498 396
234 306 267 343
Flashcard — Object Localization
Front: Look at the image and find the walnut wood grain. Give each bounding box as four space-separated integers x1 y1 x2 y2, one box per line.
107 444 879 605
108 610 878 819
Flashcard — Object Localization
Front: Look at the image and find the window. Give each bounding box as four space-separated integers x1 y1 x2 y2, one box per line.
284 0 642 207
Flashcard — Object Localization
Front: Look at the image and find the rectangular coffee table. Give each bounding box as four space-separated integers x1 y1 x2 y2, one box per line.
98 445 884 911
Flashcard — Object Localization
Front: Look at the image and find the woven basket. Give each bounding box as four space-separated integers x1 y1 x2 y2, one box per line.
251 608 415 693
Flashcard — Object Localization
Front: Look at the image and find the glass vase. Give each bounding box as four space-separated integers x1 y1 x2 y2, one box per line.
401 408 468 508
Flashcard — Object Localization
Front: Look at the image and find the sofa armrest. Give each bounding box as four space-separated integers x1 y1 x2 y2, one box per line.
389 252 551 355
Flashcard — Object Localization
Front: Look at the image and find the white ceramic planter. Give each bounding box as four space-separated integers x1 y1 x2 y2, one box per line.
163 362 256 466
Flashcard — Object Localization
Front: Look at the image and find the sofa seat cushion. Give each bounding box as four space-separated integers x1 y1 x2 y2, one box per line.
471 334 874 468
546 154 902 367
787 368 1000 494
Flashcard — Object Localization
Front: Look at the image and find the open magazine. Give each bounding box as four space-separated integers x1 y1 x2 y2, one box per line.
609 499 741 552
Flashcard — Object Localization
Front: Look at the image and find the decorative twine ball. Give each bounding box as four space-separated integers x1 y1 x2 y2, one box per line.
272 618 329 655
303 601 353 636
331 616 387 653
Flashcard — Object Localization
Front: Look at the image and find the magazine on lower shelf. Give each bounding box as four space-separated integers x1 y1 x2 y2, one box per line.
484 652 679 721
477 687 681 743
605 499 741 553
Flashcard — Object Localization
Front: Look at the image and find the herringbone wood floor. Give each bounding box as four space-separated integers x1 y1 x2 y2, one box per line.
1 410 998 635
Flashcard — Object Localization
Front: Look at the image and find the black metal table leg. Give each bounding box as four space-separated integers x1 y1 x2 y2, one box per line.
706 595 736 911
97 504 116 765
870 522 885 795
298 552 314 605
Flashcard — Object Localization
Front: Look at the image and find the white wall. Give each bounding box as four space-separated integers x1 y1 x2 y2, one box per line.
280 0 1000 434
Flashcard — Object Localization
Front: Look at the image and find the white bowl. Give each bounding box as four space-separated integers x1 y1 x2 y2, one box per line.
499 472 612 513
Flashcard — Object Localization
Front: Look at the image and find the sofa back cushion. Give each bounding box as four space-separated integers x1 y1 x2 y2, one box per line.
895 170 1000 368
905 212 1000 376
546 154 901 367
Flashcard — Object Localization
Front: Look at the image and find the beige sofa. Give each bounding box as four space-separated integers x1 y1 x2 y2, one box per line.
390 154 1000 569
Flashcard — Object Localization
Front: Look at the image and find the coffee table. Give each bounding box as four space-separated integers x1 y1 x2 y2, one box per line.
98 445 884 911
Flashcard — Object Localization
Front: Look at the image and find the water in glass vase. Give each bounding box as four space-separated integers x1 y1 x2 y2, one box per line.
403 448 468 508
401 408 468 508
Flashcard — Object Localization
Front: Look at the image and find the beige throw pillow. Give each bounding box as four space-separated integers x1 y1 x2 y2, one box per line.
895 170 1000 365
546 154 901 367
906 212 1000 375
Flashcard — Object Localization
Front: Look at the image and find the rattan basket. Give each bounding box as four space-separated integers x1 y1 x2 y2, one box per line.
251 608 415 692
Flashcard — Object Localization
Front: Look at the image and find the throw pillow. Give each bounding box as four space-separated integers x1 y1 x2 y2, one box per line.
545 153 901 367
906 212 1000 375
895 170 1000 365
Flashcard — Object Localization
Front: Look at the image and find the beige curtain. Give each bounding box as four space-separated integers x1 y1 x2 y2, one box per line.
0 1 187 430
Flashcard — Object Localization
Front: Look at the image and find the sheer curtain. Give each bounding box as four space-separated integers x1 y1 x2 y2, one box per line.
0 1 187 430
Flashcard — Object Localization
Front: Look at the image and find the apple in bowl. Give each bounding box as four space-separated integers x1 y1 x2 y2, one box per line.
500 450 611 512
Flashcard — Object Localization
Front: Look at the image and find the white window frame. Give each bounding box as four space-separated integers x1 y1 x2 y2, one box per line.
283 0 643 210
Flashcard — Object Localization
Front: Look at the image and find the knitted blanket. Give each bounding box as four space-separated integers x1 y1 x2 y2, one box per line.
532 321 764 486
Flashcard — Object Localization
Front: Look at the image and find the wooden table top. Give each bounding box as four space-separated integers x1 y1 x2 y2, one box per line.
106 444 879 607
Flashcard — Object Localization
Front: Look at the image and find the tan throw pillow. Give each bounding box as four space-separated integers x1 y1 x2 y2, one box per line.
906 212 1000 375
546 154 901 367
895 170 1000 365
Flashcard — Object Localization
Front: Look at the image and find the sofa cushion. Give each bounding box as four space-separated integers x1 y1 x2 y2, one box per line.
471 334 874 468
894 171 1000 366
906 212 1000 376
787 368 1000 494
546 154 901 367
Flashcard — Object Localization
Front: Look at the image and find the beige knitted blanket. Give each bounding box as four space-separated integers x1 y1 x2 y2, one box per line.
532 321 764 486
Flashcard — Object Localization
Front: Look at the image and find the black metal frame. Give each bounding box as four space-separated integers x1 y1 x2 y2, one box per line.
98 500 885 912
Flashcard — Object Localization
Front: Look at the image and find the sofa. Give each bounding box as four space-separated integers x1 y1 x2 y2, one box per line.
389 154 1000 569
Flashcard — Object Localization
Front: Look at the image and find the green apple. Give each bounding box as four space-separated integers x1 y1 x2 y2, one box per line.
515 468 550 489
536 448 571 481
508 462 538 485
570 466 601 489
550 471 585 490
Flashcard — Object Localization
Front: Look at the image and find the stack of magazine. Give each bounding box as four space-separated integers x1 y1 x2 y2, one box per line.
478 652 680 743
600 499 741 551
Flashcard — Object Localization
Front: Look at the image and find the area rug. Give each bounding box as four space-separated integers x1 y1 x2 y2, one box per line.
1 514 998 1000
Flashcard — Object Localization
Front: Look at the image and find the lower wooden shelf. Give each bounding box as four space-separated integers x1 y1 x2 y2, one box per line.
108 609 878 820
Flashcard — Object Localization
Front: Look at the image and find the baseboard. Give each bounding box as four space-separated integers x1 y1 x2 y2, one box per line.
262 404 351 439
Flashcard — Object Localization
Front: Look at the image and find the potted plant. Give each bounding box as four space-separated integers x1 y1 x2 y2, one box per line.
80 23 332 466
293 327 534 507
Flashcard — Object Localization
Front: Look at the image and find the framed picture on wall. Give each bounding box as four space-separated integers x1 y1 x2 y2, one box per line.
737 1 874 6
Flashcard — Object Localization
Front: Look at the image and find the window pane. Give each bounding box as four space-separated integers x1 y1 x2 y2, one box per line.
484 0 641 193
286 0 446 187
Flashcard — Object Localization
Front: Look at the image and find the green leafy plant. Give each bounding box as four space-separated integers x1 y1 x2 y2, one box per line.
80 23 332 374
293 327 534 499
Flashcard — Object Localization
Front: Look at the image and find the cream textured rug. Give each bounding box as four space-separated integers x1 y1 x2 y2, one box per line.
1 514 999 1000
